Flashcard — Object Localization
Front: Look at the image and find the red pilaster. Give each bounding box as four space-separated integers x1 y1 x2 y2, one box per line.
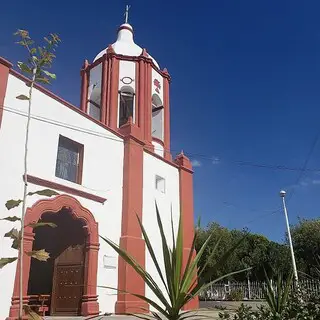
108 53 120 130
138 59 145 131
0 57 12 129
100 56 108 124
163 68 171 161
81 241 100 316
175 153 199 310
144 58 153 150
115 120 148 314
80 59 89 113
8 230 34 320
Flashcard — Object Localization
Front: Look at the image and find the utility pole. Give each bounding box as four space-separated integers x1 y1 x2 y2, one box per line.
280 190 299 283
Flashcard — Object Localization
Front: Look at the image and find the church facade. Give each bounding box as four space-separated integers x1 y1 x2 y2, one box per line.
0 20 198 319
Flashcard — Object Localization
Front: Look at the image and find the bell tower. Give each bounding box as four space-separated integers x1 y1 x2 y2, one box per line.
80 17 172 160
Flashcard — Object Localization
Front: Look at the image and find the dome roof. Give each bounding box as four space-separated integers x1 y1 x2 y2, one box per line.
94 23 159 68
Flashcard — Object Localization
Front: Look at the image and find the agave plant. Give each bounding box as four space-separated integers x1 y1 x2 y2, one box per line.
100 203 249 320
263 271 293 320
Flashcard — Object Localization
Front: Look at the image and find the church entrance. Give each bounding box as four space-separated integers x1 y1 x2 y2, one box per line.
27 208 86 316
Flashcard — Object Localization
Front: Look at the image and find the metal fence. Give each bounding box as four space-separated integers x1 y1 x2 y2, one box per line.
199 279 320 301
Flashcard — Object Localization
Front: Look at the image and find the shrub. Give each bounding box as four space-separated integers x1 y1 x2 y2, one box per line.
227 289 244 301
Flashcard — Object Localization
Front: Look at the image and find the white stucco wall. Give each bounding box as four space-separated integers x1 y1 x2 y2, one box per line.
0 74 124 318
142 152 180 310
152 141 164 157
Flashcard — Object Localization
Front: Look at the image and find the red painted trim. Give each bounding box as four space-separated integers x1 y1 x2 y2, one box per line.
8 68 124 140
80 60 89 112
25 174 107 204
101 53 169 79
0 57 12 129
108 57 120 129
0 56 13 69
9 195 99 318
138 60 145 132
105 55 112 125
134 61 140 127
88 56 104 69
144 61 152 144
163 75 171 160
175 153 199 310
101 56 108 123
115 132 148 314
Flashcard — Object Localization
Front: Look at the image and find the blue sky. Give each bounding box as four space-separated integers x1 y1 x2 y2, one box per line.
1 0 320 242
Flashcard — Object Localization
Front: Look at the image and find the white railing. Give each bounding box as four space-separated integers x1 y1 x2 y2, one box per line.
199 279 320 301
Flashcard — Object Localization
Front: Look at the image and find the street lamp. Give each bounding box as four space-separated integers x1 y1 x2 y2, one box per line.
280 190 299 283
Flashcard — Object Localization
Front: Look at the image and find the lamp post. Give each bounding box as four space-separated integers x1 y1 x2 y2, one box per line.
280 190 299 283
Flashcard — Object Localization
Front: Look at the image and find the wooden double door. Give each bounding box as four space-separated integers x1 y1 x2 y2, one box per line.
50 245 85 316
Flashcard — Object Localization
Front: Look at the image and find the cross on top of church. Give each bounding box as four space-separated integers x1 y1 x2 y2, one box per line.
124 5 131 24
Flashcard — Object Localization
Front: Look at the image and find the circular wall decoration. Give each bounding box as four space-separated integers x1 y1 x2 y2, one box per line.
121 76 134 85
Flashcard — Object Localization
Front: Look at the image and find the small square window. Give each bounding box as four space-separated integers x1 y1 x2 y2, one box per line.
155 175 165 193
55 136 84 184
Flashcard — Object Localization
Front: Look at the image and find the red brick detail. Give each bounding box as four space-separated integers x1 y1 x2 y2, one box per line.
115 132 148 314
0 57 13 129
8 195 99 319
175 153 199 310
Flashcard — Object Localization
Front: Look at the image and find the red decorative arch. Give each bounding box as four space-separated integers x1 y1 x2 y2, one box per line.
8 195 100 319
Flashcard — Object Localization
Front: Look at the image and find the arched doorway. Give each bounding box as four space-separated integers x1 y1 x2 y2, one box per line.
28 208 86 315
8 195 99 319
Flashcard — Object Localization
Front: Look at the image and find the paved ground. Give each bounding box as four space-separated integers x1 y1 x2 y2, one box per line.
44 301 267 320
44 310 223 320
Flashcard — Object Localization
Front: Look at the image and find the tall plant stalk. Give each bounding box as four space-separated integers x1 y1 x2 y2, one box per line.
19 66 37 320
0 30 60 319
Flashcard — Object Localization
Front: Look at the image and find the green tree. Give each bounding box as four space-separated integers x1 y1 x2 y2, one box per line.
195 222 291 282
290 218 320 277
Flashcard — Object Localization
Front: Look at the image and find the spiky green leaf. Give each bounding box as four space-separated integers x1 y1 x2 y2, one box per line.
101 201 249 319
0 257 17 269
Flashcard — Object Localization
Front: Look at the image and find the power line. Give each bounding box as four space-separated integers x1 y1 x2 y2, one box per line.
2 104 320 174
286 128 320 202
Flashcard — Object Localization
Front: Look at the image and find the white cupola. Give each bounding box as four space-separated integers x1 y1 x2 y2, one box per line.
93 23 159 68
